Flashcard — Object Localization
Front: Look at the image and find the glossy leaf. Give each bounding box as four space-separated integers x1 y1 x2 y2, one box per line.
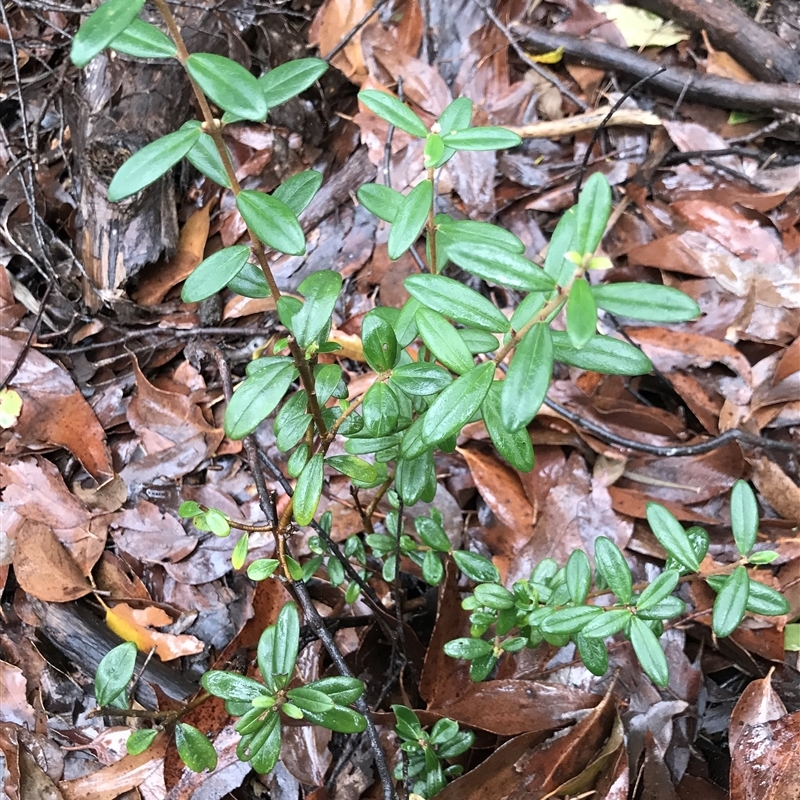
576 632 609 676
438 218 525 254
362 381 400 437
566 277 596 348
636 596 685 620
272 170 323 217
241 712 281 773
391 362 452 396
388 180 432 260
459 329 500 354
452 550 500 583
581 609 632 639
707 575 789 617
712 566 750 637
95 641 137 707
629 616 669 687
126 728 158 756
108 127 200 202
447 241 555 293
592 282 701 322
415 307 474 375
566 549 591 605
441 127 522 150
308 676 365 705
294 455 324 526
185 130 231 188
481 383 535 472
286 686 334 713
396 450 435 506
225 261 270 299
474 583 515 610
292 270 342 349
731 479 759 556
540 606 603 636
422 362 494 445
544 208 577 286
362 311 399 372
424 134 445 168
646 503 700 572
175 723 217 772
636 569 680 611
186 53 267 121
357 183 404 223
326 455 377 484
70 0 145 68
444 638 493 659
224 361 295 439
301 705 367 733
237 190 305 256
573 172 612 257
358 90 428 137
405 274 510 333
422 549 444 585
314 364 343 404
415 517 451 552
182 245 251 303
594 536 633 603
109 19 176 59
202 671 268 702
551 331 653 375
259 58 327 107
247 558 281 581
501 323 553 432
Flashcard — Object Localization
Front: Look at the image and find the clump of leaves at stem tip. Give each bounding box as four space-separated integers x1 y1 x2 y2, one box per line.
444 482 789 688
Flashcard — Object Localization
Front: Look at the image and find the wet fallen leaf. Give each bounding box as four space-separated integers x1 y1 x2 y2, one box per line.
105 602 204 661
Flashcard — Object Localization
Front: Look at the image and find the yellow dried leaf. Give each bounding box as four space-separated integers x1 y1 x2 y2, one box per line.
596 4 689 48
529 46 564 64
106 603 205 661
0 387 22 428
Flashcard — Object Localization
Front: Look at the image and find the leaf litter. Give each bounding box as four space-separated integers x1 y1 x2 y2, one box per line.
1 0 799 797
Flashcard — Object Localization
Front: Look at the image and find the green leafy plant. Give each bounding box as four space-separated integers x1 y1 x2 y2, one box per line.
72 1 789 793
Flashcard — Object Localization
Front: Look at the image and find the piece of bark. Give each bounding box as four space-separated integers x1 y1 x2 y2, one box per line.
29 597 195 707
69 4 227 304
634 0 800 85
513 23 800 115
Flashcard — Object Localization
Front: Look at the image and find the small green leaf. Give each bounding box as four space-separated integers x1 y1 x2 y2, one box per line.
501 323 553 432
286 686 334 714
95 641 137 707
742 579 789 616
391 363 452 396
109 19 176 59
201 671 268 702
731 479 759 557
182 245 251 303
307 676 365 705
469 653 497 681
301 705 369 734
405 274 510 333
712 566 750 637
541 606 603 636
70 0 145 68
175 723 218 773
415 307 474 374
629 616 669 687
358 90 428 137
566 550 592 605
362 381 400 437
275 391 311 451
592 283 701 322
452 550 500 583
388 180 432 260
422 362 494 445
544 208 577 286
259 58 327 107
231 532 249 570
186 53 267 122
345 433 400 456
636 569 680 611
581 609 632 639
183 130 230 188
474 583 515 610
294 455 324 526
576 632 609 676
126 728 158 756
108 127 201 202
396 451 435 506
438 218 524 254
573 172 612 257
444 638 493 659
422 549 444 585
241 712 281 773
436 97 473 165
594 537 633 603
635 596 685 620
482 383 535 472
273 170 323 216
430 718 460 746
236 190 306 256
424 134 446 168
291 270 343 349
326 455 378 484
566 277 597 348
646 504 700 572
228 261 270 297
356 183 404 223
247 558 281 581
447 241 555 293
314 364 343 404
551 331 652 375
415 517 451 552
178 501 202 519
441 127 522 151
748 550 779 565
224 361 295 440
362 311 399 372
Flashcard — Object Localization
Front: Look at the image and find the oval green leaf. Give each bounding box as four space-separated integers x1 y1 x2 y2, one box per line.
501 322 553 432
573 172 612 257
109 19 176 59
236 190 306 256
481 383 535 472
551 331 653 375
186 53 267 122
356 183 404 224
443 637 493 660
447 241 555 293
592 282 701 322
95 641 137 707
731 479 759 557
388 180 432 260
326 455 378 484
452 550 499 583
566 277 597 348
362 311 399 372
415 307 474 375
185 130 231 188
273 170 323 216
259 58 328 107
70 0 145 68
646 503 700 572
358 90 428 137
391 362 452 396
175 723 218 772
712 565 750 637
294 454 324 526
224 362 295 440
182 245 251 303
629 616 669 687
440 127 522 151
594 536 633 603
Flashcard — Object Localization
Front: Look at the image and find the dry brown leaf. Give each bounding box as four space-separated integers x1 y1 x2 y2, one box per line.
0 662 35 728
748 455 800 524
105 602 204 661
0 335 113 482
12 519 91 602
309 0 373 82
729 669 787 751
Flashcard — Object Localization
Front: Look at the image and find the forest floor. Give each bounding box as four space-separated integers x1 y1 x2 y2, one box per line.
1 0 799 798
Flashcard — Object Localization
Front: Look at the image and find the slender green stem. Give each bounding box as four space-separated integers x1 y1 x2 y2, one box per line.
426 166 437 274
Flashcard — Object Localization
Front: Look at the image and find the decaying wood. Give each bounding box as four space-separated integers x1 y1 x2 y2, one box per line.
635 0 800 85
30 597 195 707
513 22 800 115
506 108 662 138
69 4 227 303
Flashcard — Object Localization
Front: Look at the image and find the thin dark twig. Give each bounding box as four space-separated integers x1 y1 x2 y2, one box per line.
0 280 53 391
470 0 587 111
544 397 797 456
573 67 666 201
324 0 390 63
